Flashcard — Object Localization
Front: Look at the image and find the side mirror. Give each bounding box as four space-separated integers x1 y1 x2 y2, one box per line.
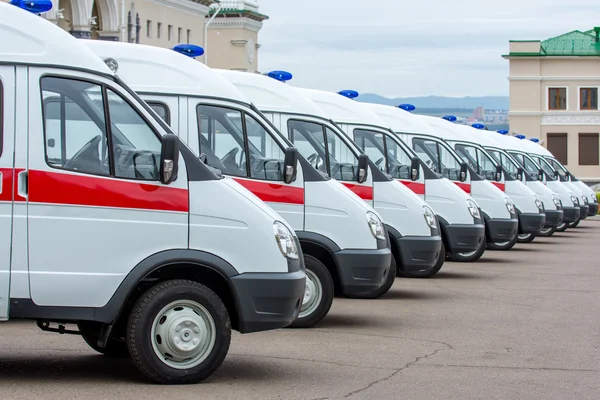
160 134 180 185
517 167 524 181
283 147 298 184
357 154 369 183
554 170 559 179
459 162 468 182
495 164 503 182
538 168 544 182
410 156 420 181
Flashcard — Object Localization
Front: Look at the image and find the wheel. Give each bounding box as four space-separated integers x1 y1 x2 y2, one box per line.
348 254 396 298
555 222 569 232
401 241 445 278
288 255 334 328
567 219 580 228
126 279 231 384
538 226 556 237
449 239 486 262
486 234 518 251
516 233 536 244
78 322 129 358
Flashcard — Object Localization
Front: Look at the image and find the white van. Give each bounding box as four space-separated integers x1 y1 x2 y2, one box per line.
1 2 306 384
457 126 565 237
528 139 598 218
216 70 444 279
299 93 487 263
492 133 581 232
82 40 392 328
420 117 546 244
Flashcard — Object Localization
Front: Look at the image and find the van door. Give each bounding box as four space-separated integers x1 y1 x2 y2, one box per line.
0 67 15 319
26 69 189 307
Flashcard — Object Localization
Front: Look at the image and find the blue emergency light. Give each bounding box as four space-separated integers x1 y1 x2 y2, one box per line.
10 0 52 13
515 134 526 139
398 104 416 112
472 123 486 130
172 44 205 58
268 70 293 82
338 90 359 99
497 130 509 135
442 115 457 122
530 138 540 143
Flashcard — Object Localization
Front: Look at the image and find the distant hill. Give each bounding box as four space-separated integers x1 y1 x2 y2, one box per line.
356 94 509 110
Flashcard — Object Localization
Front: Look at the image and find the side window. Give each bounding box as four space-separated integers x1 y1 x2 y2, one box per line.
455 144 479 172
353 129 387 172
41 77 110 176
413 138 440 173
106 89 162 180
325 127 358 181
288 120 327 172
148 102 170 124
477 149 498 180
245 114 285 181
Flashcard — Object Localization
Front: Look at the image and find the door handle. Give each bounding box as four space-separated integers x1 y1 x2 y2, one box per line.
17 170 28 199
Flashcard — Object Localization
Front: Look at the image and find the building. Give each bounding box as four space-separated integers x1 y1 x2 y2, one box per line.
2 0 267 72
503 28 600 182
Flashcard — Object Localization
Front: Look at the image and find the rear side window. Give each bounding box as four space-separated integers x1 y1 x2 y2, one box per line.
148 102 170 125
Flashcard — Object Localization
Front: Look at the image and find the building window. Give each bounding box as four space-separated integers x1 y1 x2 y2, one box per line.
178 28 182 43
580 87 598 110
146 20 152 38
547 133 568 165
168 25 173 41
157 22 162 39
548 87 567 110
187 29 191 44
579 133 599 165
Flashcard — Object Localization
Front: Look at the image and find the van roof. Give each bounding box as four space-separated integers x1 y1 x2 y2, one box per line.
0 3 112 75
361 103 438 136
296 89 389 128
452 124 505 148
82 40 249 102
414 114 474 141
215 70 329 118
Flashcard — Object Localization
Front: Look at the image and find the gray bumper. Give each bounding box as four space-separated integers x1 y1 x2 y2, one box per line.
395 235 443 272
589 203 598 216
562 206 581 223
518 213 546 234
579 205 589 220
443 223 486 254
333 247 392 295
544 209 564 227
486 218 519 243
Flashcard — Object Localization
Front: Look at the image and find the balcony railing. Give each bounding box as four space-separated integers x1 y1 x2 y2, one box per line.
213 1 259 12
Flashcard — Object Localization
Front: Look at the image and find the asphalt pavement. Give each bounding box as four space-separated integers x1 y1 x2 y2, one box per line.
1 217 599 400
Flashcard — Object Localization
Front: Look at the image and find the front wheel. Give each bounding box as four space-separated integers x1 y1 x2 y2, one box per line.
401 241 445 278
449 239 486 262
538 226 556 237
516 233 536 244
288 255 334 328
486 234 518 251
555 222 569 232
126 279 231 384
567 219 581 228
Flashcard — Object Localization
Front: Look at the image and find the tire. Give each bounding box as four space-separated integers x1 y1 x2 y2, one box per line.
348 254 396 298
449 238 486 262
486 234 518 251
126 279 231 384
567 219 581 228
516 233 537 244
78 322 129 358
555 222 569 232
401 241 445 278
538 226 556 237
288 255 334 328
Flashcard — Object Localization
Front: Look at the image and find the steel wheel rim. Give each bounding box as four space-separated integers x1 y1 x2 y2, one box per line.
557 222 567 230
518 233 532 240
457 250 477 257
539 227 553 234
494 241 511 246
150 299 216 370
299 269 323 319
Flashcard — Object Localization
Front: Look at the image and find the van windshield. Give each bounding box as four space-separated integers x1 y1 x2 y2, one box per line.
454 142 498 180
508 151 542 180
487 149 520 180
412 137 463 180
353 129 414 179
544 157 570 181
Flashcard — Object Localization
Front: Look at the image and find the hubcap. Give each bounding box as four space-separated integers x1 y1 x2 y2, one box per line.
299 269 323 319
150 300 216 370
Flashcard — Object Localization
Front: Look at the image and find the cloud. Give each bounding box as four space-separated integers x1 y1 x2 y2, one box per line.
255 0 600 97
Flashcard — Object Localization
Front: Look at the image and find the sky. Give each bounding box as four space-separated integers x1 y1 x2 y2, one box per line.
256 0 600 98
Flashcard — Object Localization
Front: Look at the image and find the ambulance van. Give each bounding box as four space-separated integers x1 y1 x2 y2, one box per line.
300 92 487 263
217 69 444 279
418 117 546 245
82 40 392 328
1 2 306 384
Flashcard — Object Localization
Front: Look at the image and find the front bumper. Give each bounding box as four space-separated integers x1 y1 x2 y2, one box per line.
544 209 564 228
443 223 486 253
486 218 519 243
333 247 392 295
562 206 581 223
394 235 443 272
579 205 589 220
589 203 598 216
230 269 306 334
518 213 546 234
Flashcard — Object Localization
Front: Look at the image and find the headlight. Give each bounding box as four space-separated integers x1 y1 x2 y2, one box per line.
505 197 515 215
552 194 561 207
466 199 480 220
583 195 588 205
273 221 299 260
534 196 544 210
569 192 578 206
422 205 437 229
366 211 386 240
594 194 598 204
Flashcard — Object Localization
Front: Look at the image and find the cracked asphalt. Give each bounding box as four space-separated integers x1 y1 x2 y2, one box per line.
1 217 599 400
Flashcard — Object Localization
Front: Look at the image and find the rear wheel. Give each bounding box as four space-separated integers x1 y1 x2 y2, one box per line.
516 233 536 244
288 255 334 328
449 239 486 262
538 226 556 237
126 279 231 384
486 234 518 250
401 241 445 278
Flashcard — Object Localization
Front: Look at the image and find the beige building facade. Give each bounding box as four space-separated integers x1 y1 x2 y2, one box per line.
504 30 600 182
2 0 267 72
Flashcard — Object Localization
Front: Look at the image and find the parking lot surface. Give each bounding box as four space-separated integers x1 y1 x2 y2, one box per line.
1 217 599 400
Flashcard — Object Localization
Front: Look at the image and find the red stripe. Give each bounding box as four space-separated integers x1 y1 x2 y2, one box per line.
342 183 374 201
454 181 471 194
398 180 426 195
0 168 12 202
233 178 304 205
491 181 505 192
27 169 189 212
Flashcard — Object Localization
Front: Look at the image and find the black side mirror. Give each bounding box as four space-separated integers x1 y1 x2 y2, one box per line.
538 168 544 181
459 162 468 182
517 167 524 181
160 134 180 185
410 156 420 181
495 164 503 182
283 147 298 184
357 154 369 183
554 170 559 179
